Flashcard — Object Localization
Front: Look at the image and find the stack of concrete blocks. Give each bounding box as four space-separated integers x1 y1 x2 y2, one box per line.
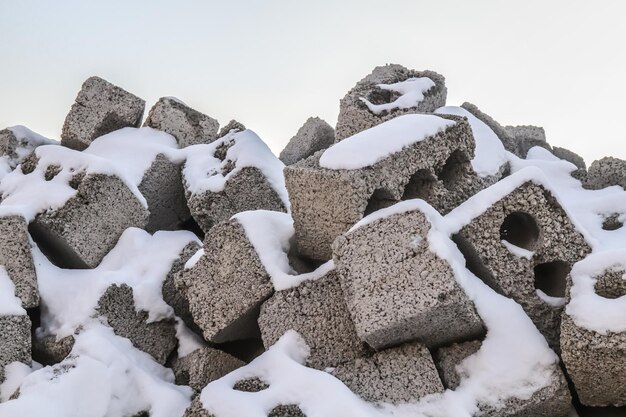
144 97 220 148
27 156 149 268
436 341 572 416
175 218 274 343
0 314 31 384
183 134 287 234
61 76 145 151
333 206 484 350
452 181 592 348
335 64 447 141
560 268 626 407
285 113 476 261
279 117 335 166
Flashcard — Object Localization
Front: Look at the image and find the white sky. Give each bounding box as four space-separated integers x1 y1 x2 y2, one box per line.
1 0 625 165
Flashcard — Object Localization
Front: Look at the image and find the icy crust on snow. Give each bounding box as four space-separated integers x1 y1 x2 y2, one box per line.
359 77 436 115
33 228 200 339
198 201 561 417
319 114 456 170
233 210 335 291
0 322 192 417
566 251 626 333
183 129 290 210
0 266 26 315
435 106 508 177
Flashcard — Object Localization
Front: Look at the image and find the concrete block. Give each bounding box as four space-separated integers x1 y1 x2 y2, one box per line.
0 315 31 383
279 117 335 165
0 215 38 308
171 347 244 392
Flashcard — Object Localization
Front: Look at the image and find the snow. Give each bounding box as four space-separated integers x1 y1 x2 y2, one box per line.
33 228 199 339
0 362 41 402
183 129 290 210
233 210 335 291
435 106 508 177
0 322 192 417
536 290 566 308
184 248 205 270
501 240 534 260
0 266 26 315
360 77 435 115
175 319 207 358
319 114 456 170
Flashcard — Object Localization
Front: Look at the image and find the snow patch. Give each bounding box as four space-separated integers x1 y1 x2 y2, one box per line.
0 266 26 316
501 240 534 260
360 77 436 115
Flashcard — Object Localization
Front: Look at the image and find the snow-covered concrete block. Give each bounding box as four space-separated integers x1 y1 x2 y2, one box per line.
144 97 220 148
328 342 444 404
0 215 38 308
162 241 202 330
61 76 145 151
96 284 177 365
279 117 335 165
32 334 74 365
436 340 572 416
175 218 274 343
335 64 447 141
505 125 552 158
333 205 484 350
258 269 367 369
584 157 626 190
552 146 586 171
0 126 56 178
0 315 31 383
171 347 245 392
217 120 246 138
182 397 211 417
183 129 288 233
460 102 518 154
452 178 592 348
286 113 477 260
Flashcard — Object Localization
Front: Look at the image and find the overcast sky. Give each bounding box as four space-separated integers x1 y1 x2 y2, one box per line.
1 0 625 164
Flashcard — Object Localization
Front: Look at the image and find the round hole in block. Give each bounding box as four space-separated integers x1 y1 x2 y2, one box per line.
437 150 471 191
500 211 540 250
534 261 570 298
365 88 401 106
364 188 396 216
402 169 437 201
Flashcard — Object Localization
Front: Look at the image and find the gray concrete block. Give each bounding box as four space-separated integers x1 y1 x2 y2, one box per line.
0 315 31 383
32 333 74 365
0 215 38 308
182 397 212 417
552 147 586 170
258 270 367 369
454 182 592 348
139 153 191 233
436 341 572 417
505 125 552 158
460 102 518 155
162 241 202 330
269 405 306 417
217 120 246 138
31 170 149 269
96 284 177 365
286 114 479 261
561 313 625 407
0 128 54 173
328 342 444 404
171 347 244 392
335 64 447 141
144 97 219 148
584 157 626 190
61 76 145 151
279 117 335 165
333 208 484 350
175 219 274 343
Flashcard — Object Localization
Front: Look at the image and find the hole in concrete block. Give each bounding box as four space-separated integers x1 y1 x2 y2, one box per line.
437 150 470 191
402 169 437 201
602 213 623 231
364 188 397 216
364 88 402 106
534 261 570 298
500 211 540 250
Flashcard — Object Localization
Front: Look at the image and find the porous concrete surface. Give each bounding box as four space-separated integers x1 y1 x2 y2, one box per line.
0 315 31 383
454 182 592 349
96 284 177 365
552 146 586 170
286 114 485 261
460 102 518 154
139 153 191 233
162 241 202 330
335 64 447 141
31 172 149 268
32 333 74 365
217 120 246 138
0 128 50 171
182 397 212 417
279 117 335 165
268 405 306 417
0 215 39 308
171 347 245 392
258 270 368 369
593 270 626 299
328 342 444 404
175 219 274 343
233 377 269 392
436 340 572 417
61 76 145 151
505 125 552 158
333 209 484 350
584 157 626 190
186 166 286 234
144 97 220 147
561 313 625 407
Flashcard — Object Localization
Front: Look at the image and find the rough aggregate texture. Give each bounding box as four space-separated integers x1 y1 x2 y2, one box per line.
0 315 31 383
279 117 335 165
460 102 518 154
171 347 245 392
505 125 551 158
32 333 75 365
162 241 202 331
584 157 626 190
